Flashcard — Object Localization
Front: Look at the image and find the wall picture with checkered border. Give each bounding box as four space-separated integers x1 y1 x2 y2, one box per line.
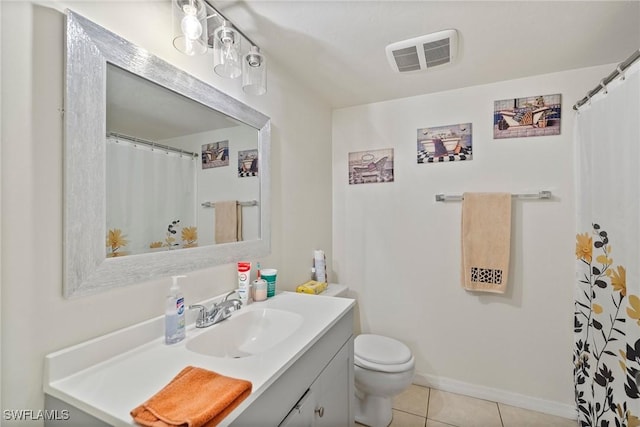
417 123 473 164
238 149 258 177
493 93 561 139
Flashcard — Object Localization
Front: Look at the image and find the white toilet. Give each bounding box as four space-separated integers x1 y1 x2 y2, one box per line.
354 334 415 427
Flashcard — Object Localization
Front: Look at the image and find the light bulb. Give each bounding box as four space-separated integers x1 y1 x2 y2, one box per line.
213 23 241 78
181 4 202 40
222 42 238 62
183 38 195 56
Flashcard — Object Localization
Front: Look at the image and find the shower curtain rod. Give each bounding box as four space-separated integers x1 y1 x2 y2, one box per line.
107 132 199 158
573 49 640 111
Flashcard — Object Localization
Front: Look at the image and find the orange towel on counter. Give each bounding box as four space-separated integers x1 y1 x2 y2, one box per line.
461 192 512 293
131 366 252 427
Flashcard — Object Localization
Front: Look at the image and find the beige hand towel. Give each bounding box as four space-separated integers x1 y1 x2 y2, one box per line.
214 201 241 244
461 192 512 293
236 203 243 242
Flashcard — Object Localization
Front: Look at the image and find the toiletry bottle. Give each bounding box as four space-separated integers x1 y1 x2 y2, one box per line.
165 275 186 344
252 278 267 301
314 250 327 283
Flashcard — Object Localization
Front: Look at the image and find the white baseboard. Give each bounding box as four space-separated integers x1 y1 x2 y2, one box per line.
413 372 577 420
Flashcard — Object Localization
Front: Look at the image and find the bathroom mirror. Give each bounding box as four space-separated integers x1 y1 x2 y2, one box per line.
105 64 261 256
64 11 271 297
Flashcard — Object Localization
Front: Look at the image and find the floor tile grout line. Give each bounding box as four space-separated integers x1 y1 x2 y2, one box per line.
496 401 504 427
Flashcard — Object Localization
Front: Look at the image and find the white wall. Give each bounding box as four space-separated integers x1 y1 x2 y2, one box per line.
0 1 332 423
332 65 612 416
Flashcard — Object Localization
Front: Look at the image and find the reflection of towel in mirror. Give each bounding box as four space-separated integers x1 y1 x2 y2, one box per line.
130 366 252 427
461 192 511 293
214 201 243 244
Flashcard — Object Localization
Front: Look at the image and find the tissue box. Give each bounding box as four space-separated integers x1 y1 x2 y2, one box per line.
296 280 328 295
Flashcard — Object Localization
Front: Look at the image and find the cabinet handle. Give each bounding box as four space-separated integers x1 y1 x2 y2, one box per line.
315 407 324 418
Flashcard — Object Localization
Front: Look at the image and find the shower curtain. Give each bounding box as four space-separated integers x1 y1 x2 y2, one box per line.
574 59 640 426
106 137 197 256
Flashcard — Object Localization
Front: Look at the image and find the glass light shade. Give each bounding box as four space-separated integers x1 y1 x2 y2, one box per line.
213 22 242 79
172 0 208 56
242 46 267 95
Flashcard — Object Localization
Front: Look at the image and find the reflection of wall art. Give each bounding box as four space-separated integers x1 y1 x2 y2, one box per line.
417 123 472 164
202 140 229 169
349 148 394 185
493 93 561 139
238 149 258 177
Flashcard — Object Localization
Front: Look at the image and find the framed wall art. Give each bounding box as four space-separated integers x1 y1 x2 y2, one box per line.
417 123 472 164
202 140 229 169
493 94 561 139
238 149 258 177
348 148 394 185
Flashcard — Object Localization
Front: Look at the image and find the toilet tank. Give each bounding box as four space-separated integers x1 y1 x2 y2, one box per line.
322 284 349 297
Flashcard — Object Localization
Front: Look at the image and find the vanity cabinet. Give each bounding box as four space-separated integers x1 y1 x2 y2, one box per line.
279 338 353 427
229 308 354 426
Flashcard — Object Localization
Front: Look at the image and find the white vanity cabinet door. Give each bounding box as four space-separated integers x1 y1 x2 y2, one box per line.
312 338 353 427
279 389 314 427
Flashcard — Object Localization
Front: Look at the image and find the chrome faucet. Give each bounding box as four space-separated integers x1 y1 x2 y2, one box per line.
189 291 243 328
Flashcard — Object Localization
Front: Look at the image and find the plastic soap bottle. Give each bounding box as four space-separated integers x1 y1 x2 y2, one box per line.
165 275 186 344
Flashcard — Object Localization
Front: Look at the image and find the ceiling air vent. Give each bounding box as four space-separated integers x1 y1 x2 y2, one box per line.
385 29 458 73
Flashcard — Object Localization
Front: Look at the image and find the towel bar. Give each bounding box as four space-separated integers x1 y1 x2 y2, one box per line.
435 191 552 202
201 200 259 208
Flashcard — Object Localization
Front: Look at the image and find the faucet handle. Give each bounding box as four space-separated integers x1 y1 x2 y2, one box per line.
223 290 240 302
189 304 207 327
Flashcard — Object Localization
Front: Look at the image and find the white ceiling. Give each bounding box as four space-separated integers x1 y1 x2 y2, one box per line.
214 0 640 109
106 63 241 141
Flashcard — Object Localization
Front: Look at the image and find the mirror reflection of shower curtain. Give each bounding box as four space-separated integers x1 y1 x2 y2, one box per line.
574 59 639 426
106 137 196 256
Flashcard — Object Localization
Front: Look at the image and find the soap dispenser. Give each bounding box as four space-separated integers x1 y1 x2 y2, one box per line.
165 275 187 344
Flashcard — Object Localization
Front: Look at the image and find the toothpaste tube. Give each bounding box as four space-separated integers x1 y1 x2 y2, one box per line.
237 262 252 304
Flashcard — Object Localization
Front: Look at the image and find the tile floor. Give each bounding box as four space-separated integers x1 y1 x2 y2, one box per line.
356 385 578 427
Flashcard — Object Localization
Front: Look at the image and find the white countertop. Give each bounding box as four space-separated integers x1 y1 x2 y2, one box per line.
44 291 355 426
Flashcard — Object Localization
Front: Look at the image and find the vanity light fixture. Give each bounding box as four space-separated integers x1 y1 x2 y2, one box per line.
172 0 208 56
242 46 267 95
213 20 241 78
172 0 267 95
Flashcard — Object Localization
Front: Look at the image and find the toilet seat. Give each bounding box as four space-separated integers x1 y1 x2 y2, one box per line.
354 334 415 373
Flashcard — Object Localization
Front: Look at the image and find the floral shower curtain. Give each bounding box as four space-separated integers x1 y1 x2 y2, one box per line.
106 137 197 256
574 58 640 427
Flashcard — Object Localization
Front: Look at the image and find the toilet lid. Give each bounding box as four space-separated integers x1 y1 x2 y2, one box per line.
354 334 412 366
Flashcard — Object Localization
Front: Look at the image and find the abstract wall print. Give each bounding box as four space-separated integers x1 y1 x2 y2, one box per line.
238 149 258 177
202 140 229 169
417 123 472 164
349 148 394 185
493 93 561 139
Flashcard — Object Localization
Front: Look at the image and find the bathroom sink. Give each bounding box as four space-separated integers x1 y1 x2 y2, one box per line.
186 308 303 358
